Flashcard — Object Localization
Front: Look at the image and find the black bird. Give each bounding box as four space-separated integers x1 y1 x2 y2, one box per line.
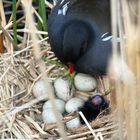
48 0 112 75
79 95 109 124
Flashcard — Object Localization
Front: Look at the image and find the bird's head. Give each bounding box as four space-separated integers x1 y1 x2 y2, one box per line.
89 95 109 110
61 20 92 73
91 95 103 106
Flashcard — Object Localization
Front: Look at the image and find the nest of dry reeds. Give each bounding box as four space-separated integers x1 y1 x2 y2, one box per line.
0 34 117 139
0 0 140 140
0 1 118 139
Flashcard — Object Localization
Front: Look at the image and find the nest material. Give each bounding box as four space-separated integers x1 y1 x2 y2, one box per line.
0 42 118 140
0 1 118 139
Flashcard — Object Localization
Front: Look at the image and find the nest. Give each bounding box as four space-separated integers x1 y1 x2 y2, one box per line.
0 42 118 140
0 0 121 139
1 0 140 139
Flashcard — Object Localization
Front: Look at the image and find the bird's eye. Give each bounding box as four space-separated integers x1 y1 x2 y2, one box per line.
79 41 87 56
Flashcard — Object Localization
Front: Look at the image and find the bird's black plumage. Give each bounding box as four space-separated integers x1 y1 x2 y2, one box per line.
79 95 109 124
48 0 112 75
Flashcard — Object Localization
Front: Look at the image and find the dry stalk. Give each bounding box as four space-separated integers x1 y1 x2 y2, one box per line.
110 0 140 140
22 0 67 139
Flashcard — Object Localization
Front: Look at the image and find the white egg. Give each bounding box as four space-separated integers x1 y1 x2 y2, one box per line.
66 117 81 129
74 73 97 92
42 108 63 124
54 77 74 101
43 99 65 114
65 97 84 113
33 79 54 100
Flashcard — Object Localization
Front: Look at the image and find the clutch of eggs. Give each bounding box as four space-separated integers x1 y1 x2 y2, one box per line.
32 73 97 127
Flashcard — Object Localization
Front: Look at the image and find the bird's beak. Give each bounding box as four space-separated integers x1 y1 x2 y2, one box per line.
68 63 75 75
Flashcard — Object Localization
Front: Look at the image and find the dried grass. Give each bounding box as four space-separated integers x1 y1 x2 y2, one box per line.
0 0 140 139
110 0 140 139
0 48 116 139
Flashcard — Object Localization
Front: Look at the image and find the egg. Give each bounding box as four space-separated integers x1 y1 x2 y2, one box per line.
42 108 63 124
32 79 54 100
74 73 97 92
43 99 65 114
66 117 81 129
65 97 84 113
54 77 74 101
